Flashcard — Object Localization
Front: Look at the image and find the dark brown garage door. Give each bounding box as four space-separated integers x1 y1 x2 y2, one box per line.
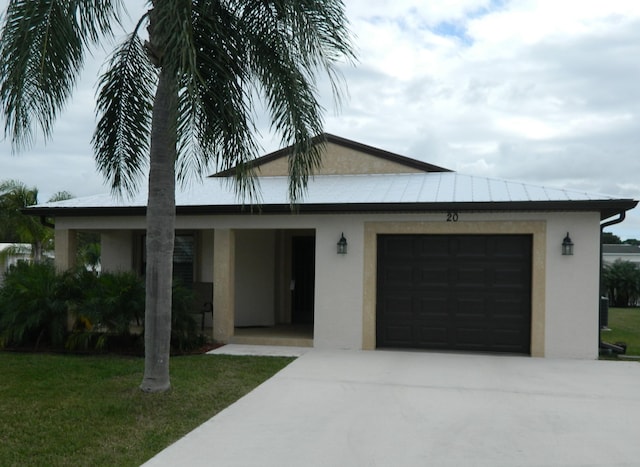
376 234 532 354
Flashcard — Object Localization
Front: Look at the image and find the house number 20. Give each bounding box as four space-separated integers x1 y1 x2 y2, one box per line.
446 211 459 222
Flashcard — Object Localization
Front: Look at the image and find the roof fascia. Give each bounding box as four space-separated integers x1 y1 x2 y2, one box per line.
26 199 638 221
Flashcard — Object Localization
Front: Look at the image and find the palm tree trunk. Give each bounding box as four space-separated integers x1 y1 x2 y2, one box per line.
140 64 177 393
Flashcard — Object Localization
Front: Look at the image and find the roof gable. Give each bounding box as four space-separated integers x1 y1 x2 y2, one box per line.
212 133 451 177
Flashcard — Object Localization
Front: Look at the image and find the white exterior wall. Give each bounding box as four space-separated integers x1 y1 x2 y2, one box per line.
602 253 640 265
234 230 276 327
544 212 601 359
100 231 133 272
314 222 365 349
56 209 607 358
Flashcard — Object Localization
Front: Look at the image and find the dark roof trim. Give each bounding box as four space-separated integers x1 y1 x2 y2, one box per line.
211 133 452 177
27 199 638 220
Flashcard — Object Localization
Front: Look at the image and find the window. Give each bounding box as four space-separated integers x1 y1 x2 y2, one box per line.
140 234 195 285
173 235 195 285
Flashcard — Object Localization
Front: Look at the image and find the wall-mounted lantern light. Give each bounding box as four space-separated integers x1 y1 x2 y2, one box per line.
562 232 574 256
337 232 348 255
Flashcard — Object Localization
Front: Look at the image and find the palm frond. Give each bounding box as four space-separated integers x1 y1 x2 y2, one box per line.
93 29 157 196
238 0 355 202
175 0 261 202
48 191 74 202
0 0 122 150
0 179 48 248
74 0 124 46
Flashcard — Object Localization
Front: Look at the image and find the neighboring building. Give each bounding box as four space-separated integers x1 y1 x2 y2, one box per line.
27 134 638 359
602 244 640 265
0 243 31 284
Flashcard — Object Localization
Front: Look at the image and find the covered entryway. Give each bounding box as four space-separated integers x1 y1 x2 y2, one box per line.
228 229 314 347
376 234 532 354
291 235 315 325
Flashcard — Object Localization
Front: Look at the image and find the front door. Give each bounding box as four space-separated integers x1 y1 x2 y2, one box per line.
292 236 315 324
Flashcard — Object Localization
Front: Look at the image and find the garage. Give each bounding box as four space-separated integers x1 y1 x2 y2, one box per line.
376 234 532 354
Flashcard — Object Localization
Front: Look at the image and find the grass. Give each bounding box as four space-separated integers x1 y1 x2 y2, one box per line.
601 307 640 356
0 352 293 466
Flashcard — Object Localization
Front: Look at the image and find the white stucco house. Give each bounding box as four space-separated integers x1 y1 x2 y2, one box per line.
0 243 32 285
28 134 637 359
602 244 640 266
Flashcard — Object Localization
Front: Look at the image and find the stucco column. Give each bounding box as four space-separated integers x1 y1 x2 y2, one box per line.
54 229 77 272
55 229 78 331
213 229 235 343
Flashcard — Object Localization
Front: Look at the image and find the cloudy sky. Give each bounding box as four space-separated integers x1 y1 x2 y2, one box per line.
1 0 640 238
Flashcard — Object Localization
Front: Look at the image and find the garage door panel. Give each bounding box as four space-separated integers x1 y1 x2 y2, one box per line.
379 295 412 318
456 236 489 257
414 328 450 348
456 267 488 287
492 329 529 348
456 327 489 347
493 267 530 287
417 236 450 258
383 325 413 343
492 236 531 258
379 263 413 286
382 237 415 258
416 265 450 287
416 296 449 317
377 234 532 354
454 297 487 318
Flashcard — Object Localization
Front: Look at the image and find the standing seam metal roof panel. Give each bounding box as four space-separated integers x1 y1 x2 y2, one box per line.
31 172 630 209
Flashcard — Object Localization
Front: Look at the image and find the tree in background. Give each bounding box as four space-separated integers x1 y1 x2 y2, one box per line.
603 260 640 307
602 232 622 244
0 1 355 392
0 179 72 262
76 232 101 274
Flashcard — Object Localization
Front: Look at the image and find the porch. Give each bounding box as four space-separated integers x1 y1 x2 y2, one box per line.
200 324 313 347
231 324 313 347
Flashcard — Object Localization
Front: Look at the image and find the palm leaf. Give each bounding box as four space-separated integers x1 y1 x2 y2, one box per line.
93 27 157 195
176 0 261 201
178 0 354 203
0 0 122 150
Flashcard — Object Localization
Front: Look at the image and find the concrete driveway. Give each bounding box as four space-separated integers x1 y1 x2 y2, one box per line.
144 348 640 467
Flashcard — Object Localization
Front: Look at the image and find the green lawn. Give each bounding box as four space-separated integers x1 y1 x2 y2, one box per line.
0 352 293 466
602 307 640 356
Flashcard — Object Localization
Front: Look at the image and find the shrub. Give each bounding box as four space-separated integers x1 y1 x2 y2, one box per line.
1 263 202 353
0 261 68 349
67 271 145 351
79 271 145 335
171 281 201 352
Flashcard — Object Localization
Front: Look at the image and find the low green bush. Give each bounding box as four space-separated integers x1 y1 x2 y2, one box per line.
171 281 201 352
75 270 145 335
0 261 68 349
0 262 202 353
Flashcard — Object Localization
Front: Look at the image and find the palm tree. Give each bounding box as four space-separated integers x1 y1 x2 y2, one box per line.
0 179 72 262
0 1 355 392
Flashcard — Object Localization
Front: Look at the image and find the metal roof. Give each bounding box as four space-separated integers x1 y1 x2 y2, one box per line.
28 172 637 220
602 244 640 254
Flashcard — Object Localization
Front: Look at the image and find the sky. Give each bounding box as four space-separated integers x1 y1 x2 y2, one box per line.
1 0 640 238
